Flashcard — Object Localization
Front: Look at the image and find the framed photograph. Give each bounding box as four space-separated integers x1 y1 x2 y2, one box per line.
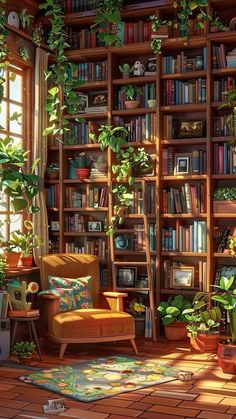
114 235 133 250
174 153 191 175
77 94 88 113
87 221 102 232
170 266 195 289
175 120 205 139
117 268 137 288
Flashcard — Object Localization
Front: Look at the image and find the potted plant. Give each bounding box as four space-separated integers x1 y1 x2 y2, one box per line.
213 187 236 213
71 153 91 180
19 8 34 32
121 85 142 109
200 8 225 33
183 293 221 352
157 295 192 341
89 124 128 153
9 221 43 267
0 255 6 286
119 63 134 79
211 276 236 374
129 297 146 336
46 163 59 180
1 242 21 269
12 341 36 364
112 147 154 184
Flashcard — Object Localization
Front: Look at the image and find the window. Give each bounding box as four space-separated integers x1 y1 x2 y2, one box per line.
0 63 32 241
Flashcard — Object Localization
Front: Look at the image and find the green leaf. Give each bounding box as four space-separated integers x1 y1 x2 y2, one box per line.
220 276 232 291
11 198 27 212
48 86 59 97
42 125 55 136
166 306 180 317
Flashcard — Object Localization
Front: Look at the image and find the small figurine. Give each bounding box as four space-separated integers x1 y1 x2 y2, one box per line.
133 61 145 77
178 371 194 381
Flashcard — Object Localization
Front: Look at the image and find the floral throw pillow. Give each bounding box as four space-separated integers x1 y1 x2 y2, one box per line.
39 288 76 312
48 275 93 309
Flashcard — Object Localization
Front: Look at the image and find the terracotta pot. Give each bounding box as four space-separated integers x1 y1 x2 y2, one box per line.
164 322 187 341
46 171 59 180
122 73 130 79
124 100 140 109
76 168 90 180
19 356 33 365
5 252 21 268
218 341 236 374
21 255 33 268
210 25 219 33
189 332 219 352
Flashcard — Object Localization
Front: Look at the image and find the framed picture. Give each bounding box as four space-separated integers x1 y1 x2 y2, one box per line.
114 235 133 250
77 94 88 113
174 153 191 175
87 221 102 232
136 275 148 288
175 120 205 139
117 268 137 288
170 266 195 289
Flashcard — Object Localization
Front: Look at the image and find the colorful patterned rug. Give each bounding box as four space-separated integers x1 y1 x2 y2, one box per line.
18 355 179 402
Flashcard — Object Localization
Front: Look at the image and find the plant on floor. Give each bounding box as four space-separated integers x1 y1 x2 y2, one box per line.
12 341 36 359
19 47 30 62
91 0 123 47
157 295 192 325
213 187 236 201
39 0 84 142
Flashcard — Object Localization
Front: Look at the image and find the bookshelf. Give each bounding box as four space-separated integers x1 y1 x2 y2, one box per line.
46 0 236 337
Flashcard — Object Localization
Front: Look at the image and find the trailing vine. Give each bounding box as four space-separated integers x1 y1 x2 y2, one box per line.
39 0 84 141
91 0 123 47
0 0 9 104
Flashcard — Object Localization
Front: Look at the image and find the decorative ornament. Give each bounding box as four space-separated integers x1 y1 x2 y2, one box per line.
133 61 145 77
7 280 39 310
178 371 194 381
7 11 20 29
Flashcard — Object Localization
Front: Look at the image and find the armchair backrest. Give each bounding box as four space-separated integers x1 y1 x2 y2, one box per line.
40 253 100 307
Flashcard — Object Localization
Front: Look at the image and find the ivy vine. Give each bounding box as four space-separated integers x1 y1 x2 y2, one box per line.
39 0 84 141
0 0 9 104
91 0 123 47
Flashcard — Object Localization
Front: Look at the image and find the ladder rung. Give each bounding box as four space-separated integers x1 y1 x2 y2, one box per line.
114 261 149 266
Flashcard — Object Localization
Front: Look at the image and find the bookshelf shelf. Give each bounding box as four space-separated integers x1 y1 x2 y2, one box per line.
64 179 108 184
45 180 59 185
64 232 107 237
161 289 198 296
63 144 101 150
113 76 156 86
63 207 108 212
162 213 207 218
65 48 107 60
161 70 207 80
212 68 236 76
214 253 232 257
214 213 236 218
161 104 207 112
116 287 149 292
212 175 236 179
162 175 207 181
112 108 156 116
161 252 207 257
163 138 207 145
66 112 108 120
211 136 234 142
76 81 108 91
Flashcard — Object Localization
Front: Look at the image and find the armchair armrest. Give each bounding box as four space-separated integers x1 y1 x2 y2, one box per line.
102 291 127 311
40 293 60 333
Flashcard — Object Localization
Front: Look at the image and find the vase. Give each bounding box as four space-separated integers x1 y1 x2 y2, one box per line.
147 99 156 108
21 255 33 268
218 341 236 374
46 171 59 180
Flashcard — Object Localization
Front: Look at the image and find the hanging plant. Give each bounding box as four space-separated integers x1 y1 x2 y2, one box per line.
0 1 10 104
32 23 44 47
172 0 208 40
218 89 236 144
19 47 30 61
39 0 84 142
91 0 123 47
150 15 170 54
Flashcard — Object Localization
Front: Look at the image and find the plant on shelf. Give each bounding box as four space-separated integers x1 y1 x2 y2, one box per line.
0 138 40 213
200 8 226 32
112 147 153 185
150 15 170 54
90 124 127 153
218 89 236 140
121 85 142 109
0 236 21 269
32 23 44 47
183 292 221 352
46 162 59 180
9 221 43 267
211 276 236 374
0 255 6 287
172 0 208 40
91 0 123 47
12 341 36 364
157 295 192 341
19 8 34 30
71 153 91 180
119 63 134 78
19 47 30 62
213 187 236 201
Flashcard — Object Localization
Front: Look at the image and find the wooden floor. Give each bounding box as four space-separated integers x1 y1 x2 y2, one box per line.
0 338 235 419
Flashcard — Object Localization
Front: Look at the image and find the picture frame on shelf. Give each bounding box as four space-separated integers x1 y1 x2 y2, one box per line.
174 153 191 175
175 120 205 139
117 268 137 288
114 235 133 250
87 221 103 232
136 275 148 288
170 266 195 289
77 94 88 113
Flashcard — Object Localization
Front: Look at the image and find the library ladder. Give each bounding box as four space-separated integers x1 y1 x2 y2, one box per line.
110 180 157 341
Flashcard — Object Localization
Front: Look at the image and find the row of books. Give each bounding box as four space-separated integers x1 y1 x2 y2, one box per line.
213 77 236 102
162 49 207 74
126 223 156 252
64 121 101 145
162 183 206 214
65 186 108 208
116 83 156 110
63 0 93 13
0 291 9 319
70 61 108 83
170 19 206 38
212 45 236 69
162 260 207 292
162 220 207 253
163 79 206 106
65 239 107 259
46 185 59 209
114 184 155 215
214 116 234 137
214 143 236 174
162 147 207 176
114 114 157 143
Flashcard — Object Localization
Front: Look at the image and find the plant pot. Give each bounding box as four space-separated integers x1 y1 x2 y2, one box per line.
122 73 130 79
124 100 140 109
18 356 33 365
134 317 145 336
148 99 156 108
46 171 59 180
164 322 187 341
21 255 33 268
4 252 21 268
210 25 219 33
189 332 219 352
218 341 236 374
213 200 236 213
76 168 90 180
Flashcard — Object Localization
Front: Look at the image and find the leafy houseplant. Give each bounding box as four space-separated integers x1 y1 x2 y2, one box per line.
19 8 34 30
119 63 134 78
0 255 6 287
157 295 192 341
9 221 43 267
12 341 36 364
121 85 142 109
46 162 59 180
129 297 146 336
150 15 169 54
71 153 91 179
91 0 123 47
89 124 127 153
213 187 236 213
211 276 236 373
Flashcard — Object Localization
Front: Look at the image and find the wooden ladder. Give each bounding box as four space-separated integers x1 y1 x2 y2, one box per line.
110 180 157 341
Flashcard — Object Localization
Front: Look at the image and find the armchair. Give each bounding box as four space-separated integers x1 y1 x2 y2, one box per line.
40 253 138 359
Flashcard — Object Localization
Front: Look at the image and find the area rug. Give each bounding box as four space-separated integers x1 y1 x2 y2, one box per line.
18 355 180 402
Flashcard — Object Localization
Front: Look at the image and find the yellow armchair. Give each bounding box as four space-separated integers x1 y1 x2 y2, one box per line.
40 253 138 359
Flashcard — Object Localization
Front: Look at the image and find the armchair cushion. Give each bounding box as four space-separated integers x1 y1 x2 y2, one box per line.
40 288 76 312
52 308 135 339
48 275 93 309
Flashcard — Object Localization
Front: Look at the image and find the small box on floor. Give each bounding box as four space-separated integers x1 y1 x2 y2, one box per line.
43 398 65 414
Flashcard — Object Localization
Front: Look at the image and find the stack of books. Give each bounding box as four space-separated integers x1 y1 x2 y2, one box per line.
85 106 107 113
90 167 107 179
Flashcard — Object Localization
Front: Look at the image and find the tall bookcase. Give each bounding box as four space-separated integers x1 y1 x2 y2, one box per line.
45 0 236 337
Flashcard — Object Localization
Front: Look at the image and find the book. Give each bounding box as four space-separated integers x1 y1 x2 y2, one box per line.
8 309 40 317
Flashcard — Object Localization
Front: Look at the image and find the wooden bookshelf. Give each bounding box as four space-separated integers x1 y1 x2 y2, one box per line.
46 0 236 338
